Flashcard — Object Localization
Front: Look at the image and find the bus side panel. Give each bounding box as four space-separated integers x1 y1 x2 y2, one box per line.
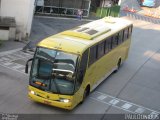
124 39 131 60
83 39 131 91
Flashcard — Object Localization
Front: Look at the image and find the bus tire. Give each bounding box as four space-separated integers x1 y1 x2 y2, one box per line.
81 85 90 104
114 59 121 73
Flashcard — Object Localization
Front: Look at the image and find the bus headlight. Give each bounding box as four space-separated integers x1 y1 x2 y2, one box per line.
30 90 35 95
59 99 70 103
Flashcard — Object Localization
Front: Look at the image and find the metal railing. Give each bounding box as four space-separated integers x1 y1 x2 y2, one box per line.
35 6 90 17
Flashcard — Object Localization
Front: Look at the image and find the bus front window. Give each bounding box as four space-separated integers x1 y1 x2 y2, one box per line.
30 47 78 95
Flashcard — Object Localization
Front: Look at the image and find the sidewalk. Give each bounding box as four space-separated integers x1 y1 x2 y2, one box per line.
0 15 97 54
139 7 160 19
0 40 26 53
121 0 160 19
22 16 91 51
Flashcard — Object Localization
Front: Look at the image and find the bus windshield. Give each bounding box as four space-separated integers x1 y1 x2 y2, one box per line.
30 47 78 95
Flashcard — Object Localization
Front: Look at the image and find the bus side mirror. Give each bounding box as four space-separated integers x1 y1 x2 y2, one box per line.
25 58 33 74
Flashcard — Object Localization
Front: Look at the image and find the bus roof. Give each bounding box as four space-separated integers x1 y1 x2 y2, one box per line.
38 17 132 55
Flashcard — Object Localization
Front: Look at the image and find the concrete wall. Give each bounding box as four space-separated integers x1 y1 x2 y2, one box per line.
0 0 35 39
0 30 9 40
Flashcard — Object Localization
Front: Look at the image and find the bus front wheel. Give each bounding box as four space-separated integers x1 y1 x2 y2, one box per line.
81 86 90 103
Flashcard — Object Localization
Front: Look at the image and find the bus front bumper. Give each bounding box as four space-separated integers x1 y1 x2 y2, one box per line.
28 92 73 110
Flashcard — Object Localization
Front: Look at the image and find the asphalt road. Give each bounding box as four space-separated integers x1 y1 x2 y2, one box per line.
0 17 160 120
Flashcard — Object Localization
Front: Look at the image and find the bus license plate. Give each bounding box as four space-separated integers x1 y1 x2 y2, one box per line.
44 100 51 105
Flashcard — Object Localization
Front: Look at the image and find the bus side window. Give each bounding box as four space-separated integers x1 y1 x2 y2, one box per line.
89 45 97 66
118 31 124 44
80 49 89 74
77 49 89 86
112 34 118 49
124 27 129 41
105 37 112 54
129 25 133 37
97 41 105 58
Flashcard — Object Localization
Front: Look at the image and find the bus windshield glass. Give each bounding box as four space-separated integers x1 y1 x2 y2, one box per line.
30 47 78 95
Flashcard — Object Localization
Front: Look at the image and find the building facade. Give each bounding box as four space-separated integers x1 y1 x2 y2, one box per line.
35 0 91 17
0 0 35 40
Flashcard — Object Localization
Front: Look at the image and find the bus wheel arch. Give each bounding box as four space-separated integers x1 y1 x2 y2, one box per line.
114 58 122 73
81 84 90 103
118 58 122 69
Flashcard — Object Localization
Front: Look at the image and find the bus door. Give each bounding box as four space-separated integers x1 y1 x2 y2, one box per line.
87 45 98 88
74 49 89 104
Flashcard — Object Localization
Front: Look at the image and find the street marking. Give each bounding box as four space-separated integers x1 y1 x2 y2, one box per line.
0 48 22 57
0 51 33 64
1 57 10 61
150 111 159 117
0 50 33 75
12 53 29 60
109 99 120 105
6 54 21 61
97 95 107 100
135 107 145 114
12 64 24 69
90 91 160 115
121 103 132 110
90 96 136 114
11 51 33 60
20 68 25 73
0 62 27 75
3 62 13 66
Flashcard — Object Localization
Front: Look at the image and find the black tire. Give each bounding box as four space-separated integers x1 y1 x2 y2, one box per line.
81 86 90 104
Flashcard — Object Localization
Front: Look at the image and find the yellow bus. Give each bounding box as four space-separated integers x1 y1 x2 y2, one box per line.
25 17 133 110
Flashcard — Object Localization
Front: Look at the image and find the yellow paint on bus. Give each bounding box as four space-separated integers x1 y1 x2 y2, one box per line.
27 17 133 110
